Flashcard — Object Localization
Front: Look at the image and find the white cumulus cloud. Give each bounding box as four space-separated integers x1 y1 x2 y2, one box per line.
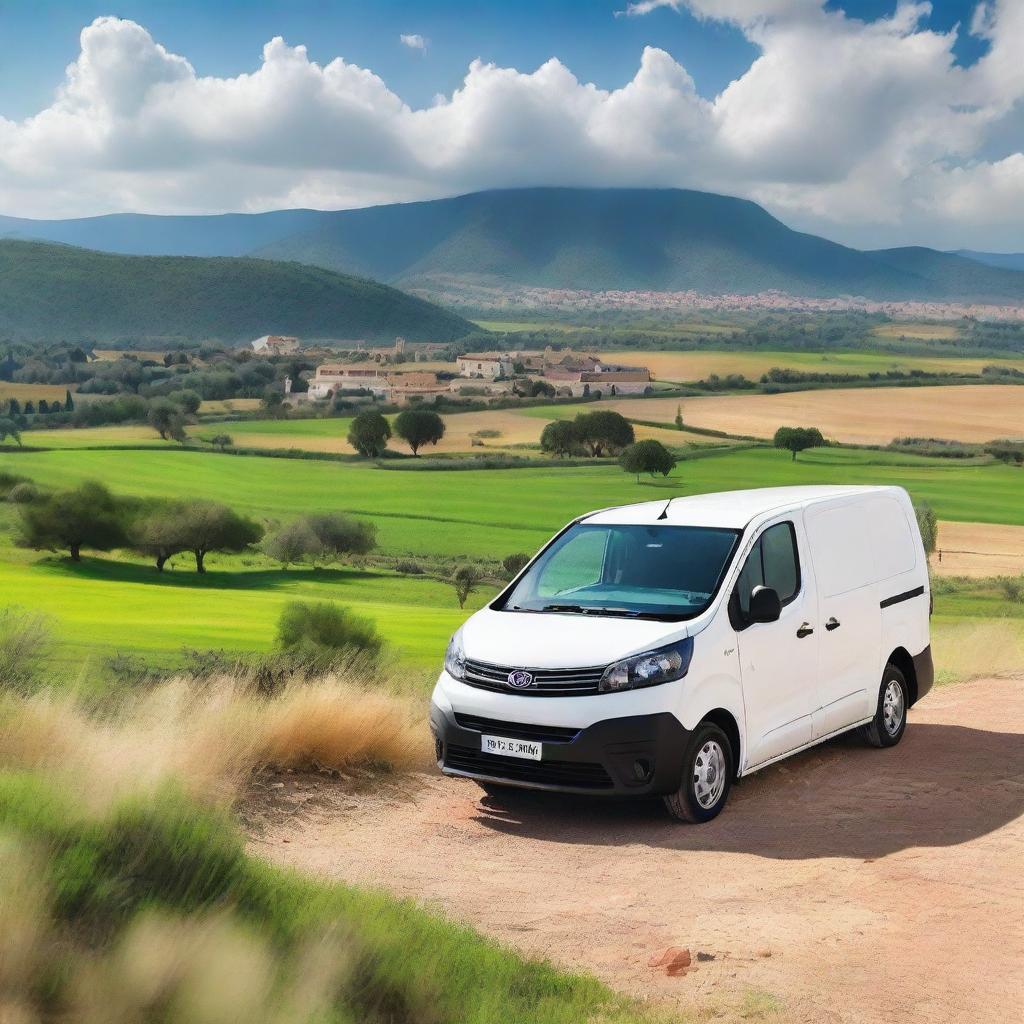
0 4 1021 250
400 33 428 51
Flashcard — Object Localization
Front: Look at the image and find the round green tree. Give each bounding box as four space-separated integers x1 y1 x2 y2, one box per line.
347 409 392 457
619 439 676 482
394 409 445 456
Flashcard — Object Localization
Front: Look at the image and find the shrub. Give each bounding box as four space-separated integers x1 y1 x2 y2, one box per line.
276 601 383 659
394 560 425 575
0 607 54 693
502 553 530 578
997 576 1024 602
452 565 481 608
914 501 938 555
6 481 39 504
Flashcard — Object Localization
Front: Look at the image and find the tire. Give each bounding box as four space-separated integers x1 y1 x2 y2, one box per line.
663 722 734 823
862 664 909 748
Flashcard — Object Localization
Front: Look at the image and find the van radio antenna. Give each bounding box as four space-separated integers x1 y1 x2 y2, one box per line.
657 497 673 521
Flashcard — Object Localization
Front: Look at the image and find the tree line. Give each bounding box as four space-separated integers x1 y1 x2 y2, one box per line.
15 480 379 573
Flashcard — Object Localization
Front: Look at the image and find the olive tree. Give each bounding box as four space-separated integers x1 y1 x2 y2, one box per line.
619 439 676 483
128 504 190 571
174 501 263 572
263 518 322 569
19 481 126 561
540 419 578 457
573 410 635 457
394 409 445 456
148 398 187 442
347 409 392 457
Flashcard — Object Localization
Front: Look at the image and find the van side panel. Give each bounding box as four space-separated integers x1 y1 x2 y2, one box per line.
805 490 931 737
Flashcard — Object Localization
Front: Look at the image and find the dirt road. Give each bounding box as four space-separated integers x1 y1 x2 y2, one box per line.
253 678 1024 1023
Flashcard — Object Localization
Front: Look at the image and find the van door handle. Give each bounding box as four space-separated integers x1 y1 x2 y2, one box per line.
796 623 814 638
825 617 841 631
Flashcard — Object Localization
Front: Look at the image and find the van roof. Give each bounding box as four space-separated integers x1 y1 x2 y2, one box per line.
582 485 901 530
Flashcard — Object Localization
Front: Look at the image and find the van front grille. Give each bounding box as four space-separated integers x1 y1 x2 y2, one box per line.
461 658 605 697
453 714 580 743
444 744 613 789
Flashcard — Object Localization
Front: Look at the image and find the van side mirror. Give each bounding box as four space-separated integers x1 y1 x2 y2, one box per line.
748 585 781 624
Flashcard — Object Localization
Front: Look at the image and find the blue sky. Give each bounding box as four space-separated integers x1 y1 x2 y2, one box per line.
0 1 1018 250
0 1 987 117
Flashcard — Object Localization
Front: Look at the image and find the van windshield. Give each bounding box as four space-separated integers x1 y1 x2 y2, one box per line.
499 523 741 621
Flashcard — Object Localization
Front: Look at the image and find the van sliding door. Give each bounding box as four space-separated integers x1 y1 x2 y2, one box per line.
803 503 881 737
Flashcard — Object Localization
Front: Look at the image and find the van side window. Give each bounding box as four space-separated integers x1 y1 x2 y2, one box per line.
736 522 800 617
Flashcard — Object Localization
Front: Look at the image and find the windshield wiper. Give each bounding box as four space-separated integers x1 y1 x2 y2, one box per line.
540 604 677 621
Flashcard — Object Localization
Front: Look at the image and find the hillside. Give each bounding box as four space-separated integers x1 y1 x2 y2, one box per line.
955 249 1024 273
3 189 1023 303
0 240 474 344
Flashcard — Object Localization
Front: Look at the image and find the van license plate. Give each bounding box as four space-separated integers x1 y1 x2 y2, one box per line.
481 735 542 760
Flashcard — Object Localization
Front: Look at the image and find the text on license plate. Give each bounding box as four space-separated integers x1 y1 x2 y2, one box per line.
481 735 542 760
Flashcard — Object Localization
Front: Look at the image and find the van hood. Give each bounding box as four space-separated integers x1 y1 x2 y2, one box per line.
460 607 688 669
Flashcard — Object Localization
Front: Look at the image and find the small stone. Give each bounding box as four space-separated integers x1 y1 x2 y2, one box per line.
282 837 291 843
269 782 285 790
696 951 715 962
757 949 772 958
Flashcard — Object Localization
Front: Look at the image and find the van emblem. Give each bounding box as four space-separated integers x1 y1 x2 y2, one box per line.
507 670 534 688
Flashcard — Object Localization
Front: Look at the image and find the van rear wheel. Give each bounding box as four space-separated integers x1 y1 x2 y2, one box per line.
663 722 733 824
862 664 908 748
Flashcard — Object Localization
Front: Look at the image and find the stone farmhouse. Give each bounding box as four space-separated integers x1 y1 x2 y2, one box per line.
457 352 515 379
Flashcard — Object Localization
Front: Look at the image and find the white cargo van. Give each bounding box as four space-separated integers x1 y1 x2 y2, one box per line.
430 486 933 822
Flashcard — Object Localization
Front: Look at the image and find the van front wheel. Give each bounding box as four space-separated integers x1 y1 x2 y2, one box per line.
663 722 733 824
862 665 909 748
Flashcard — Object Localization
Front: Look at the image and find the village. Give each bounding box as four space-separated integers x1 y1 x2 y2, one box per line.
250 334 654 407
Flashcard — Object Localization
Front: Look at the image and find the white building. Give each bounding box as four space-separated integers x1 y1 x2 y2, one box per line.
307 365 392 400
457 352 514 379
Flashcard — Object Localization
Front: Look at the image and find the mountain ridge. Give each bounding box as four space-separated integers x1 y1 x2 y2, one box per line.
2 188 1022 304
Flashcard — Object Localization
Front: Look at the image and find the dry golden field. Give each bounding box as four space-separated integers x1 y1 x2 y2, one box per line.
198 398 263 413
603 349 1024 382
931 520 1024 578
871 321 962 340
91 349 169 362
604 385 1024 445
0 381 75 403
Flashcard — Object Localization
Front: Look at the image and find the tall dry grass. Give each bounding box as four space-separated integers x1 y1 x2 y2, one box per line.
0 668 431 810
931 618 1024 684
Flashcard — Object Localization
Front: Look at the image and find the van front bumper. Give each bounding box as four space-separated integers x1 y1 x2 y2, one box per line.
430 703 689 797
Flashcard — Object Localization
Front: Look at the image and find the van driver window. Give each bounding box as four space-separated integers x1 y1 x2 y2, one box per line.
737 523 800 616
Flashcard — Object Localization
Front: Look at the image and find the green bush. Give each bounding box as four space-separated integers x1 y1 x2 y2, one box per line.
276 600 382 658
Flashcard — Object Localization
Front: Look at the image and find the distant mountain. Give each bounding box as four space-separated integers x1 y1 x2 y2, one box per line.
954 249 1024 273
0 240 474 344
3 189 1023 304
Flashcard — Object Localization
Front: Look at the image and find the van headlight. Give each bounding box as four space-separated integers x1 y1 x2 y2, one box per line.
599 638 693 693
444 633 466 680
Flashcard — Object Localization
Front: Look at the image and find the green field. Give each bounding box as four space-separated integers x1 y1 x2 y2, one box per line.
3 444 1024 676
